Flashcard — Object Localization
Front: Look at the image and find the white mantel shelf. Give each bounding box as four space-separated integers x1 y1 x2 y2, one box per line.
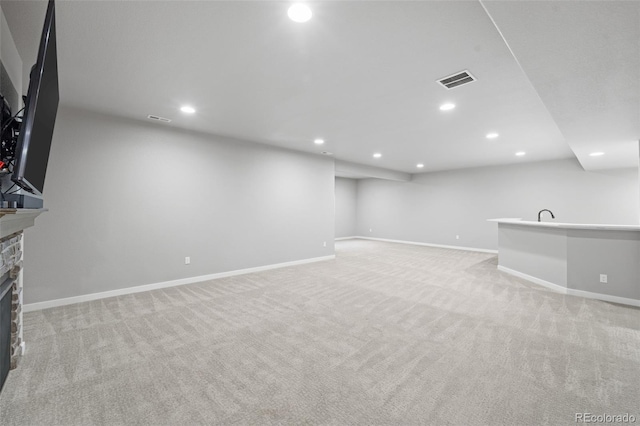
0 208 47 239
488 218 640 231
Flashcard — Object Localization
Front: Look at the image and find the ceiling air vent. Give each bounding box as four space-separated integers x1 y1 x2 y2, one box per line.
437 70 476 90
147 115 171 123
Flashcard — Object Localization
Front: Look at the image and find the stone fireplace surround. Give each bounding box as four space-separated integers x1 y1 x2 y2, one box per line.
0 208 45 389
1 231 23 368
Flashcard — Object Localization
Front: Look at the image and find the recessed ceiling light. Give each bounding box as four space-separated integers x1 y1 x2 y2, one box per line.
439 103 456 111
486 133 499 139
417 164 424 168
515 151 526 156
589 152 605 157
314 138 325 145
373 153 382 158
180 106 196 114
288 3 312 22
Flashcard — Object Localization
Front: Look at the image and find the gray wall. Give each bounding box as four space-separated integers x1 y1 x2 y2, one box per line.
0 7 23 194
0 7 22 110
357 159 639 250
335 177 357 238
566 229 640 300
498 224 568 286
24 107 335 304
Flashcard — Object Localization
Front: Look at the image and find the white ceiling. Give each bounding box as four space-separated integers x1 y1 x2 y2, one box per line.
2 1 638 174
482 0 640 171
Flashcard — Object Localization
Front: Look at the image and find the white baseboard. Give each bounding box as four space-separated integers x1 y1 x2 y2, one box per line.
566 288 640 308
355 236 498 254
24 255 336 312
498 265 640 308
498 265 568 293
335 236 358 241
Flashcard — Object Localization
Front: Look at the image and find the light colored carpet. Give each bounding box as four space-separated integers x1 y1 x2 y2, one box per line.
0 239 638 425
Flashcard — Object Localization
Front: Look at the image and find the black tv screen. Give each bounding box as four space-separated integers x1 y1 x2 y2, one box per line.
12 0 59 196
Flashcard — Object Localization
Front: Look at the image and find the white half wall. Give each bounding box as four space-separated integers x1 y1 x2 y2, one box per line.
335 177 357 238
23 107 335 304
357 159 639 251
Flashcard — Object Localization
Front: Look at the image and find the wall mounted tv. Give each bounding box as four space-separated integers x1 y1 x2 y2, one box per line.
11 0 59 203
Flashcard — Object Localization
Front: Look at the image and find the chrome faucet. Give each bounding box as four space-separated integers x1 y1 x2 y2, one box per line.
538 209 555 222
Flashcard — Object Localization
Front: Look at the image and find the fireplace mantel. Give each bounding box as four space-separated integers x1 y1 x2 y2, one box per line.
0 208 47 239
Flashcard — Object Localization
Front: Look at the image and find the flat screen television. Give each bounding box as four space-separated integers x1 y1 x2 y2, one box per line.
11 0 59 198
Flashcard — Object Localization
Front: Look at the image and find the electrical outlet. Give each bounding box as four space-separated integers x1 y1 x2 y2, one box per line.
185 256 191 265
599 274 607 283
323 241 326 247
369 228 373 233
456 235 460 240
